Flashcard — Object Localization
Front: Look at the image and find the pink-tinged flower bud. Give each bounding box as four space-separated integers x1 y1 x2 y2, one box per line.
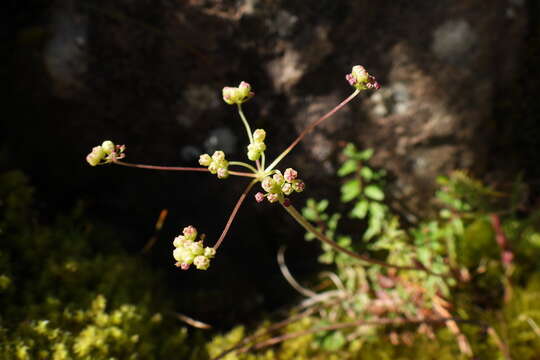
346 65 380 92
222 87 236 105
267 193 279 203
222 82 254 105
281 182 293 196
238 81 252 98
199 154 212 166
193 255 210 270
254 192 265 203
284 168 298 182
212 151 226 162
292 179 305 192
283 198 291 207
261 177 275 193
183 226 198 241
180 263 190 270
253 129 266 142
204 247 216 258
272 171 284 186
101 140 115 154
217 168 229 179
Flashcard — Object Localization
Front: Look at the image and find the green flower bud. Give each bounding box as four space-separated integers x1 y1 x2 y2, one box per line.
101 140 115 154
253 142 266 152
222 82 254 105
173 235 186 247
247 149 261 161
189 241 204 256
272 171 285 186
208 162 219 174
261 177 275 193
193 255 210 270
212 151 226 163
199 154 212 166
282 182 293 195
253 129 266 142
183 226 198 241
86 146 105 166
204 247 216 258
222 87 237 105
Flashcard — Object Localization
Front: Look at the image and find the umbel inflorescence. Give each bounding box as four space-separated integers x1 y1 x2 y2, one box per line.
86 66 382 271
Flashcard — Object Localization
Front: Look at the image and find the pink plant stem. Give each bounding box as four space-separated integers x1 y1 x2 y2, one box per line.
266 89 359 171
114 160 256 178
213 179 258 250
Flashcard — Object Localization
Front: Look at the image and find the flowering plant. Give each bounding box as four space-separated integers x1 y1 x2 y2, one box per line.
85 66 431 273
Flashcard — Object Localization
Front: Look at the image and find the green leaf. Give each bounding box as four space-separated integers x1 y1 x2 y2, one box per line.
321 331 346 351
360 166 373 180
350 199 369 219
302 207 318 221
337 159 358 177
341 179 361 202
316 199 329 212
343 143 358 158
364 185 384 201
359 148 374 161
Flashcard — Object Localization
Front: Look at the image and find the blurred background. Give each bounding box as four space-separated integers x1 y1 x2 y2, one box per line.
2 0 540 338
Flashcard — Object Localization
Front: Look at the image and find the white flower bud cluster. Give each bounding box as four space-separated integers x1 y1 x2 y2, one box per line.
255 168 305 205
86 140 126 166
222 81 254 105
173 226 216 270
199 151 229 179
247 129 266 161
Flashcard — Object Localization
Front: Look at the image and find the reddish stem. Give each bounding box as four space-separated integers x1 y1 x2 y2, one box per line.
114 160 256 178
266 90 359 171
213 180 258 250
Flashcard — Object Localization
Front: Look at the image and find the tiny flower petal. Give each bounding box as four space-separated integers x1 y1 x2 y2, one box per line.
254 192 265 203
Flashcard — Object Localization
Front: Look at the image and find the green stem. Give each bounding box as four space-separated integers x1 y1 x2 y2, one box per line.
237 104 254 144
281 202 447 276
266 90 360 172
229 161 258 173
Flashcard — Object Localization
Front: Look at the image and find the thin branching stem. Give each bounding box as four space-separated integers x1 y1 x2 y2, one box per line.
238 103 254 144
213 179 258 250
281 202 450 277
114 160 256 178
229 161 258 173
266 90 360 172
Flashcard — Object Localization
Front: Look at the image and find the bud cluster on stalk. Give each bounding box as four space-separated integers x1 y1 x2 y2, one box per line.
247 129 266 161
198 151 230 179
255 168 305 205
222 81 254 105
86 140 126 166
173 226 216 270
345 65 381 91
